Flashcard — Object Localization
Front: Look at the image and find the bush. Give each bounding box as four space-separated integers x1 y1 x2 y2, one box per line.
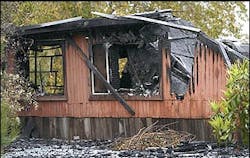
1 72 38 112
1 72 38 151
209 59 249 146
1 99 20 149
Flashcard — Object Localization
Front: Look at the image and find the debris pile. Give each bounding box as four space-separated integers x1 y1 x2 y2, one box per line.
112 121 195 150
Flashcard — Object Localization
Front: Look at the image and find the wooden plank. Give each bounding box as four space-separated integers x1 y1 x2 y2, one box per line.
162 49 167 100
185 93 191 118
215 52 219 100
200 44 206 100
105 118 112 139
124 15 201 32
207 47 212 100
190 100 196 118
204 100 212 118
205 46 209 99
217 54 222 100
217 41 232 67
67 44 73 103
67 36 135 116
201 76 208 116
221 57 227 95
192 45 197 98
213 51 218 100
197 43 203 100
220 54 226 98
195 43 200 99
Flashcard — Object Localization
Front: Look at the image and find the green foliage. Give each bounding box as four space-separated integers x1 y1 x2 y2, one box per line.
91 1 248 39
1 100 20 151
209 59 249 146
1 71 38 112
1 71 38 150
209 115 233 143
11 2 91 25
1 2 248 39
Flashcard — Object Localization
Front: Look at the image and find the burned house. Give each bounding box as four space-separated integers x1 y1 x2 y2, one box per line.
6 9 248 140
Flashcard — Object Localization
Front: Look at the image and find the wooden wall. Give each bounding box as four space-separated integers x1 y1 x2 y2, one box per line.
19 35 227 119
20 116 214 141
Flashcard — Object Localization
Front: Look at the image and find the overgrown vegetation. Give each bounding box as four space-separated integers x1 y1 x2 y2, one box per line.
0 24 37 152
209 59 249 146
1 100 20 147
1 71 38 151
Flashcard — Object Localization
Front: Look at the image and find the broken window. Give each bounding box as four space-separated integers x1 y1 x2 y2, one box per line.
28 41 65 96
91 44 109 94
91 39 161 98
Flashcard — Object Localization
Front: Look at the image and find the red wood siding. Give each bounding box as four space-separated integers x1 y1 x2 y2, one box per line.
19 36 227 118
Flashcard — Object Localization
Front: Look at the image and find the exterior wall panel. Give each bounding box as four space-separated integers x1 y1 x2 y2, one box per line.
19 36 227 119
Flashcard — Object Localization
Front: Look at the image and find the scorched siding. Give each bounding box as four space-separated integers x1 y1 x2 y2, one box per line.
19 35 227 118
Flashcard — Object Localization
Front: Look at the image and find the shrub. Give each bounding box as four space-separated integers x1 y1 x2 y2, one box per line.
209 59 249 146
1 72 38 112
1 99 20 148
1 72 38 151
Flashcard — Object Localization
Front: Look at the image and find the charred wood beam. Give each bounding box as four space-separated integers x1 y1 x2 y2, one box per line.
130 9 172 17
168 36 196 41
217 42 232 67
20 17 83 30
123 15 201 33
91 12 201 33
17 18 143 37
219 42 248 60
34 51 37 86
66 36 135 116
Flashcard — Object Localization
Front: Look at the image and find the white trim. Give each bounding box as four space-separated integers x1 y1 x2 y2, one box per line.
91 43 110 94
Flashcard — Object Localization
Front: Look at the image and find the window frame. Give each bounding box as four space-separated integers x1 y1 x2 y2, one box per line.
91 43 111 95
29 40 67 101
88 39 163 101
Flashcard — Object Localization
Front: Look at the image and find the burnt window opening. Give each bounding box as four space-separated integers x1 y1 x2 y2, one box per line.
28 41 65 96
91 44 109 94
91 43 161 97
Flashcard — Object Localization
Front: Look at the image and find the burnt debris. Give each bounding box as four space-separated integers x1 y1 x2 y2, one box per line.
167 18 198 99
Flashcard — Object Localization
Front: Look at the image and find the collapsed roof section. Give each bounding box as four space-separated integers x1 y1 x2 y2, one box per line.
11 9 249 100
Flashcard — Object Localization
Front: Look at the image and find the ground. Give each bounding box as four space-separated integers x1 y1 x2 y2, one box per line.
2 138 249 158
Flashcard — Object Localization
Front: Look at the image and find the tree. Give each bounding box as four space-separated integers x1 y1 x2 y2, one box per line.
90 1 248 39
1 1 248 39
10 2 91 26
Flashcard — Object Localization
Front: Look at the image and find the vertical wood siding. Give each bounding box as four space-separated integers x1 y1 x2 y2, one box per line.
21 116 213 141
19 36 227 118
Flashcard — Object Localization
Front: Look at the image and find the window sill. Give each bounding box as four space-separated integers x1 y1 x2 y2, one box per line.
89 94 163 101
36 95 67 102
